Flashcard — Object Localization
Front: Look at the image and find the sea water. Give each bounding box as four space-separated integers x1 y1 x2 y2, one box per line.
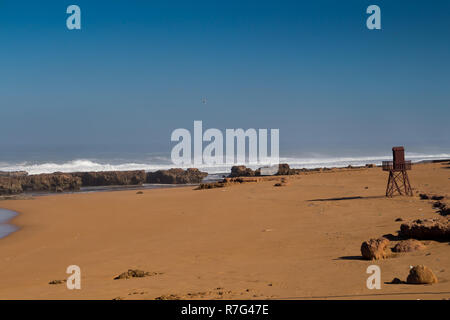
0 152 449 175
0 209 18 239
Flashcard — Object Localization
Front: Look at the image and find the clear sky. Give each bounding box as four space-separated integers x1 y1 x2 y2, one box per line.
0 0 449 159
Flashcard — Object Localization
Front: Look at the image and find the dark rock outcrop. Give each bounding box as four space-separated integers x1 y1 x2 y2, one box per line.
72 170 146 186
432 201 446 209
0 177 23 195
147 168 207 184
233 164 302 177
439 206 450 216
399 218 450 241
276 163 291 175
229 166 255 177
1 173 81 194
20 173 82 192
196 181 227 190
0 168 209 194
275 163 310 175
0 171 28 177
431 201 450 216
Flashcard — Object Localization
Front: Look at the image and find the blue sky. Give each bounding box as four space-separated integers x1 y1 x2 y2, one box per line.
0 0 449 159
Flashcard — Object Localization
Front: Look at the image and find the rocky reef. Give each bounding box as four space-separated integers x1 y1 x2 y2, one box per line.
229 165 256 177
230 163 315 177
146 168 207 184
0 168 208 195
0 171 28 178
21 173 82 192
0 176 24 195
72 170 146 186
0 173 82 194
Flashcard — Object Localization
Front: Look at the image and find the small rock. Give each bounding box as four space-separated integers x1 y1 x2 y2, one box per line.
395 218 404 222
389 278 404 284
433 201 446 209
407 265 438 284
419 194 429 200
274 183 283 187
114 269 161 280
155 294 181 300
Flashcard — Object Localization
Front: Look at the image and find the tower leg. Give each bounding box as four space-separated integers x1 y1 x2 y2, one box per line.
386 171 393 197
403 171 412 196
386 170 413 197
393 171 403 195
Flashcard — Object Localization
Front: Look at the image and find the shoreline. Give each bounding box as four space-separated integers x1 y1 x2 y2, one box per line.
1 158 449 198
0 161 448 299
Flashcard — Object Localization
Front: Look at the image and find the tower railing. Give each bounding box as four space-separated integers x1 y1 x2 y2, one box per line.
382 160 411 172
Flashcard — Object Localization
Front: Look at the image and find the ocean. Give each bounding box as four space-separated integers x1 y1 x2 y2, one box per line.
1 152 449 175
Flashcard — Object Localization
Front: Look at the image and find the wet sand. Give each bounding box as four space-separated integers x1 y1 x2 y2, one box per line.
0 209 18 239
0 162 449 299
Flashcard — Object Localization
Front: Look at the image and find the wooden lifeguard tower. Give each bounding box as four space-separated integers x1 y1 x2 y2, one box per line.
382 146 412 197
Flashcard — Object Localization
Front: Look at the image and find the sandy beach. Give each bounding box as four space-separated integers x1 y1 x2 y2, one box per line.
0 162 449 300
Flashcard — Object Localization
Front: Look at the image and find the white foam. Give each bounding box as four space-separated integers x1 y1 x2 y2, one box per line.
0 153 449 175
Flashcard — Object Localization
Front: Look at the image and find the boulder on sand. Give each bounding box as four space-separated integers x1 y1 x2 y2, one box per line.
392 239 426 253
407 265 438 284
361 237 391 260
146 168 207 184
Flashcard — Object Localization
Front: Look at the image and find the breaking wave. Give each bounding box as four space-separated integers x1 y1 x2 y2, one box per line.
0 153 449 175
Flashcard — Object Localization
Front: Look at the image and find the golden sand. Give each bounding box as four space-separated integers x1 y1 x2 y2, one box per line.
0 162 449 299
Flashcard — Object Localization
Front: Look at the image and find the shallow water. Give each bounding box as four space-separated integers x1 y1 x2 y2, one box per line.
0 208 18 239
